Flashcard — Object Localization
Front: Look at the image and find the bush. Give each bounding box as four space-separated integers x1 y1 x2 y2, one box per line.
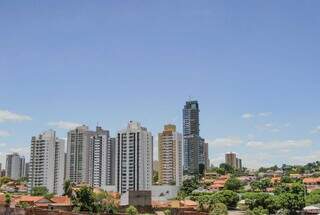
126 205 139 215
224 177 242 191
246 207 269 215
209 203 228 215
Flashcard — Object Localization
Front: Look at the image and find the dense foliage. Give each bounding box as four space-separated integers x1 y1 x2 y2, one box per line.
224 177 242 191
209 203 228 215
193 190 239 210
72 186 118 213
177 177 200 199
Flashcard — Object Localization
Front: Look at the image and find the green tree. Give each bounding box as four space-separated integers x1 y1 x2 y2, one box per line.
5 193 11 205
153 171 159 184
224 177 242 191
178 178 200 199
243 192 273 211
219 163 234 174
246 207 268 215
44 193 55 200
199 164 206 176
276 192 305 214
306 190 320 205
0 176 11 187
63 179 74 197
73 186 95 212
31 186 49 196
213 190 239 209
126 205 139 215
250 178 272 192
209 203 228 215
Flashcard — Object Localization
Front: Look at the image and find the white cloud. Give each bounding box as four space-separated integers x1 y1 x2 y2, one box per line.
258 112 272 117
0 130 11 137
0 143 6 147
257 123 281 132
208 137 243 148
241 113 254 119
311 126 320 134
246 139 313 151
48 121 82 130
0 109 32 123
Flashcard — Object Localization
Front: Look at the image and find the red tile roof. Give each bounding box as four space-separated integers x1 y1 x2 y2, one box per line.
303 178 320 184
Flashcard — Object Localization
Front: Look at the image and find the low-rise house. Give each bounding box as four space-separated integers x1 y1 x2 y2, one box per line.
13 196 53 208
303 177 320 192
271 176 281 184
210 175 229 191
303 177 320 185
48 196 73 211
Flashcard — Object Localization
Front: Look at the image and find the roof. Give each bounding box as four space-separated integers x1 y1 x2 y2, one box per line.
303 178 320 184
0 193 5 205
180 200 198 207
13 196 52 205
51 196 71 205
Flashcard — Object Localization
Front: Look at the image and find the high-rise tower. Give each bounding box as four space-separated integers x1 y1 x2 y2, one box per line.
116 121 153 194
28 130 65 195
158 124 183 186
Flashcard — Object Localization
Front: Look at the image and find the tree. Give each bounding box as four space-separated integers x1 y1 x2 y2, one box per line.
276 192 305 214
0 176 11 187
242 192 273 211
245 207 268 215
250 178 271 192
219 163 234 174
5 193 11 205
153 171 159 184
199 164 206 176
178 178 200 199
210 203 228 215
224 177 242 191
44 193 55 200
63 179 74 197
126 205 139 215
73 186 95 212
214 190 239 209
31 186 48 196
306 190 320 205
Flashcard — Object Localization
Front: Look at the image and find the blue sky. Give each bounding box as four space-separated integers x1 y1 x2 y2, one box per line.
1 0 320 168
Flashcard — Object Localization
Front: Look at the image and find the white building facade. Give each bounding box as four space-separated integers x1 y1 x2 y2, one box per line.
116 121 153 194
28 130 65 195
88 127 115 187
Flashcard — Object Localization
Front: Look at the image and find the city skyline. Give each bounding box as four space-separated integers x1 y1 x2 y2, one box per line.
1 1 320 169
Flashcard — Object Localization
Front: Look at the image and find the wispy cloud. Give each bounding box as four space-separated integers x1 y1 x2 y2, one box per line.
241 113 254 119
311 126 320 134
246 139 313 151
208 137 243 148
48 121 82 130
242 112 272 119
257 123 280 132
0 109 32 123
0 143 6 147
0 130 11 137
258 112 272 117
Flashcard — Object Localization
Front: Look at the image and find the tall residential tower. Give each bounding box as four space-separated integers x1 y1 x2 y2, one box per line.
28 130 65 195
116 121 153 194
6 153 25 180
158 124 183 186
